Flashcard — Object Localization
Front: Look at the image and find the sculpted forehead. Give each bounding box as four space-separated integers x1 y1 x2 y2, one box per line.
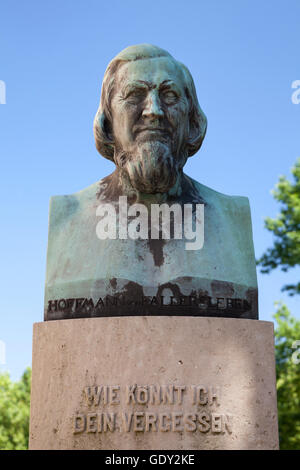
115 57 186 91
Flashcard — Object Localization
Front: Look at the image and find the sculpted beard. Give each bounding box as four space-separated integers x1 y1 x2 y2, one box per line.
114 140 186 194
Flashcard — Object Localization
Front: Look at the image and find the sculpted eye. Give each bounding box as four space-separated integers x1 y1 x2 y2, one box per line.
161 90 178 104
126 88 147 102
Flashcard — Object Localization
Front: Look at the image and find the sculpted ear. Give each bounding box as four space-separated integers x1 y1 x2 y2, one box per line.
187 105 207 157
93 110 115 161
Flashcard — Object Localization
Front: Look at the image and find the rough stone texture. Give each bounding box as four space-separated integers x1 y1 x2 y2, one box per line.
29 317 278 450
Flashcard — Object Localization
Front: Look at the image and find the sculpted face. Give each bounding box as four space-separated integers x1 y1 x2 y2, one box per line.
110 57 190 193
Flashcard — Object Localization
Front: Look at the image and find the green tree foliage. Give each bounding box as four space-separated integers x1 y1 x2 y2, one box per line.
274 303 300 449
0 367 31 450
257 158 300 295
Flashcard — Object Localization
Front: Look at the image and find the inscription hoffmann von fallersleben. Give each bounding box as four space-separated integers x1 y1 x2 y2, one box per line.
73 384 233 435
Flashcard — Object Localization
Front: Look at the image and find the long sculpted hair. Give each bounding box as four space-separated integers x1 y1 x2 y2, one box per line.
93 44 207 163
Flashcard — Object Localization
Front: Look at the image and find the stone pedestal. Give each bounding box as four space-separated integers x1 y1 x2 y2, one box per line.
29 317 279 450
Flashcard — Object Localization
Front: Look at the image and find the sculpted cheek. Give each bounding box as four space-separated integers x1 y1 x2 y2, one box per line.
168 103 188 122
167 110 188 135
123 103 141 121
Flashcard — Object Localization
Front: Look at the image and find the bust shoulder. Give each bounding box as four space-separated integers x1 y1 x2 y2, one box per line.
188 175 250 208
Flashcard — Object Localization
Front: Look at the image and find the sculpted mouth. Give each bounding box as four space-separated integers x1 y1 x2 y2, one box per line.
136 128 170 136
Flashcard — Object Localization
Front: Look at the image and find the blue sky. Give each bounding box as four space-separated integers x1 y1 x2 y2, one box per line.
0 0 300 380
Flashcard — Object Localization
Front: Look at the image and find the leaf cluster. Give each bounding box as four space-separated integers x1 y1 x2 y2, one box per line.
257 158 300 295
274 303 300 449
0 367 31 450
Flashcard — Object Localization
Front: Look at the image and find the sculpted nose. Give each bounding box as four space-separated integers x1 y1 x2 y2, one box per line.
142 92 164 120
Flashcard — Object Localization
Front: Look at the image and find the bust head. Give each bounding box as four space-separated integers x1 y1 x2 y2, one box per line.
94 44 207 194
